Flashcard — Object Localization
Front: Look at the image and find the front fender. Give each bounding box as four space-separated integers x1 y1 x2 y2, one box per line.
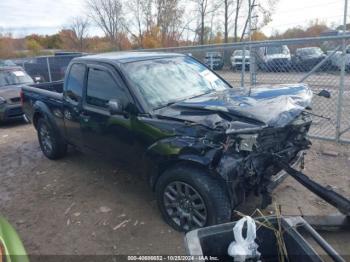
146 136 223 188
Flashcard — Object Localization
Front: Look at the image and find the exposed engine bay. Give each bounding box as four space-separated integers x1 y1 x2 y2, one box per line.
215 112 312 208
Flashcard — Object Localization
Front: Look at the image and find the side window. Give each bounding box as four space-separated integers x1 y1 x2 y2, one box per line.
86 68 126 109
65 63 85 103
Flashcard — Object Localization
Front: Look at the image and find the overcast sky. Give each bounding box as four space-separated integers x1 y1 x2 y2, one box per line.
0 0 348 37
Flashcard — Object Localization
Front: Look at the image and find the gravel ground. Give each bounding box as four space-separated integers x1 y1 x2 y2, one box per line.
0 121 349 258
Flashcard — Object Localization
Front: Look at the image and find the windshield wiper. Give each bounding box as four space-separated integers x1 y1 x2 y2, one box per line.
154 91 214 110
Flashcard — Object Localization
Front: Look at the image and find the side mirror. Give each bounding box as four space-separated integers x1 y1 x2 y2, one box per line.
318 90 331 98
108 99 123 115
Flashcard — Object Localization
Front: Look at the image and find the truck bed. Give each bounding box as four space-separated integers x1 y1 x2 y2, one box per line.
21 81 64 126
28 81 64 93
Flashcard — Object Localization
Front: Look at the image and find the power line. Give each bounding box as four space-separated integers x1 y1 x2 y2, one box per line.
264 15 344 30
274 1 341 15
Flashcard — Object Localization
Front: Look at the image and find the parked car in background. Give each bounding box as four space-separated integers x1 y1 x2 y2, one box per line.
22 52 314 232
0 59 16 67
292 47 330 71
0 66 34 122
257 45 291 71
204 52 224 70
230 49 250 70
14 53 83 83
329 45 350 71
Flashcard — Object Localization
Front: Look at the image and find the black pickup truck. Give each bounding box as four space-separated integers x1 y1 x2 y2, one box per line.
22 52 315 231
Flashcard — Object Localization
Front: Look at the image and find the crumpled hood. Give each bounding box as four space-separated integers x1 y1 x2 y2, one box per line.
0 85 21 101
155 83 313 130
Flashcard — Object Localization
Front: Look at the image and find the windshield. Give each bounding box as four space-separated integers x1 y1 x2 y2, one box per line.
233 50 250 56
266 46 286 55
0 69 33 88
124 56 231 109
299 48 323 56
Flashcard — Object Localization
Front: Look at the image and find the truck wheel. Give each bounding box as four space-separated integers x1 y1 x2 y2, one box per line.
37 118 67 160
156 165 232 232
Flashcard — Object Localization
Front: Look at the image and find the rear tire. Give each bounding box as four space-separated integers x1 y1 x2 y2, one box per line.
156 165 232 232
37 118 67 160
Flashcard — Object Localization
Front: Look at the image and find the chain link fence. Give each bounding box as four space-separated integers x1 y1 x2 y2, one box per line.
147 35 350 144
12 53 83 83
11 35 350 143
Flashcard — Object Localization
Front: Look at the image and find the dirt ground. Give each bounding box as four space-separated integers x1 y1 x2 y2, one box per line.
0 121 349 257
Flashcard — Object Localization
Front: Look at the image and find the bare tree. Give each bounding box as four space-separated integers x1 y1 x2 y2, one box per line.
233 0 242 42
191 0 220 45
222 0 231 43
69 17 89 51
240 0 279 41
125 0 147 47
217 0 242 43
86 0 124 48
155 0 184 45
193 0 208 45
126 0 185 47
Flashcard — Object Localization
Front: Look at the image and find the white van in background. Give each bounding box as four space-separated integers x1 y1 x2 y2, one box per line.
230 50 250 70
257 45 291 71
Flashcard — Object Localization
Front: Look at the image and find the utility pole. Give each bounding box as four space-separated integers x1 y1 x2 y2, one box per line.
248 0 253 88
249 0 258 90
242 0 257 89
336 0 348 142
241 0 251 88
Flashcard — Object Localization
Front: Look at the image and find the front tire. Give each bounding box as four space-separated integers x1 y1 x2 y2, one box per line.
37 118 67 160
156 165 232 232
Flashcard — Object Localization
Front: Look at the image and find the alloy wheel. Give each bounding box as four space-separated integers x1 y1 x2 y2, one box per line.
163 181 207 231
39 124 53 154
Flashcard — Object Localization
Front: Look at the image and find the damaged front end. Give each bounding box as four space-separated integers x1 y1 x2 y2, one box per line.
215 112 312 208
150 83 314 209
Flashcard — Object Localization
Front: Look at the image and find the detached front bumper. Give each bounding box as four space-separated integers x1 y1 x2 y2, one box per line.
266 150 306 192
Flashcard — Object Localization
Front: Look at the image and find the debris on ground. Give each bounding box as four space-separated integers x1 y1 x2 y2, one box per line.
321 150 339 157
313 199 328 207
17 219 25 225
36 171 47 175
99 206 112 213
64 203 76 215
113 220 130 230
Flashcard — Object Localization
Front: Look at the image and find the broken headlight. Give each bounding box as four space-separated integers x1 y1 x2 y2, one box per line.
238 134 258 151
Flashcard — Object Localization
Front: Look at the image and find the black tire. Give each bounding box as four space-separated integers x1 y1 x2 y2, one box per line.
37 118 67 160
156 165 232 232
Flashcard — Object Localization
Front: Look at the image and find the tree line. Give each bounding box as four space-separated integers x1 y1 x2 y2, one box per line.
0 0 344 59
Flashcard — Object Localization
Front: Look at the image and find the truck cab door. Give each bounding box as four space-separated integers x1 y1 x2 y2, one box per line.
79 64 139 162
62 63 86 149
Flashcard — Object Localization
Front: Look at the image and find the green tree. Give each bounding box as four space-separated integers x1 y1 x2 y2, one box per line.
26 39 42 55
